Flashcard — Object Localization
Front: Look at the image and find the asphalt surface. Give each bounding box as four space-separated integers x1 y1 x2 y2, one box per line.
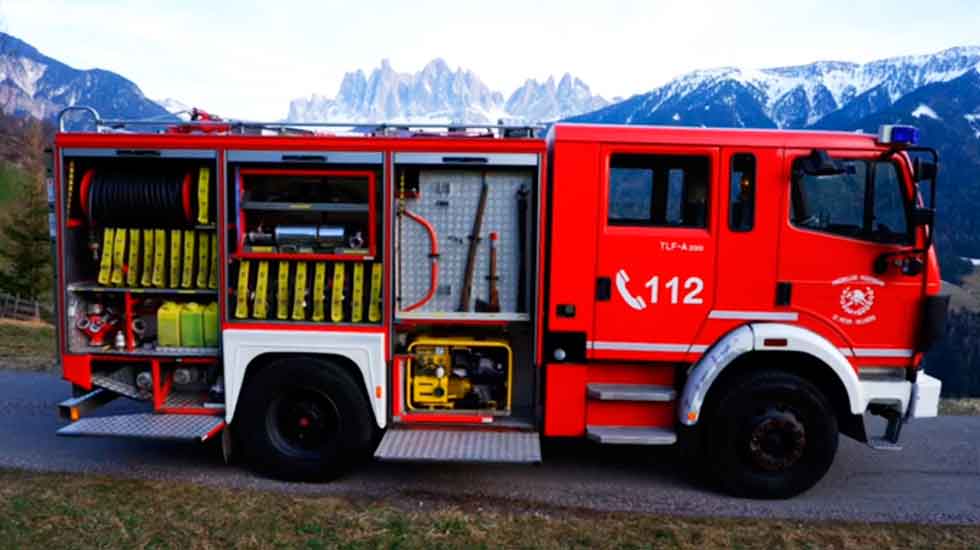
2 370 979 524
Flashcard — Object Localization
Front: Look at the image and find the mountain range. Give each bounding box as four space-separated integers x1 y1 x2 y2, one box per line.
2 29 978 268
0 32 170 124
287 58 609 123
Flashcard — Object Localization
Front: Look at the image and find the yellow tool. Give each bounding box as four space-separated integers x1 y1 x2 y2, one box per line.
126 229 140 286
141 229 154 287
152 229 167 288
181 229 195 288
276 261 290 320
253 261 269 319
169 229 182 288
110 227 127 286
208 233 219 289
331 263 345 322
97 228 114 285
351 263 364 322
197 167 210 225
234 260 250 319
312 262 326 321
67 161 75 218
196 231 210 288
369 262 383 322
292 262 308 321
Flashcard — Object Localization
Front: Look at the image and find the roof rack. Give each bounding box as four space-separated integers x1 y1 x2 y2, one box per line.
57 106 544 138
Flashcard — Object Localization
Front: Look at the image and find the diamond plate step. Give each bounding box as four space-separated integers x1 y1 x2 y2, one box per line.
586 426 677 445
57 413 224 442
375 429 542 463
92 368 146 400
586 384 676 402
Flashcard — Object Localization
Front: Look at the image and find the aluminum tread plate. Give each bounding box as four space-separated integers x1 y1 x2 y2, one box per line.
92 369 145 400
57 413 224 441
586 383 676 402
375 429 542 463
164 392 210 408
586 426 677 445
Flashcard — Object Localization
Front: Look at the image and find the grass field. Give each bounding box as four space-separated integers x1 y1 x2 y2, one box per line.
0 319 56 371
0 469 976 549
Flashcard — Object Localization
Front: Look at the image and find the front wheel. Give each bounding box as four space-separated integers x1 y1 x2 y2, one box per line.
705 369 838 499
235 357 376 481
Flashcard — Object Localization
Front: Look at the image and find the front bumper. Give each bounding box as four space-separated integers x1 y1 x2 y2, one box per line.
859 371 941 419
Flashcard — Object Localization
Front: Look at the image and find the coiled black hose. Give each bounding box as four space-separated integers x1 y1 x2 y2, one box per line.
85 170 192 227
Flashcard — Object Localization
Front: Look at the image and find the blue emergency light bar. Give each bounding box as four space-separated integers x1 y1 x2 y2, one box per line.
877 125 920 146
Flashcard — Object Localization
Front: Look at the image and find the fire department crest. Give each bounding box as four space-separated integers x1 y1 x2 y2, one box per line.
831 275 884 325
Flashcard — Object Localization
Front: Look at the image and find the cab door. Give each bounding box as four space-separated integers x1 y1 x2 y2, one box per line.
777 149 923 364
590 144 719 360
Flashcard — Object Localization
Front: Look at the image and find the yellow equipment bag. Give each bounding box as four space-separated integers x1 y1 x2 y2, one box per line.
141 228 154 287
331 263 345 322
152 229 167 288
276 261 290 320
253 261 269 319
196 231 210 288
168 229 182 288
351 262 364 322
292 262 308 321
196 167 210 225
181 229 195 288
234 260 250 319
369 262 383 322
110 227 127 286
312 262 326 321
97 227 114 285
126 229 141 287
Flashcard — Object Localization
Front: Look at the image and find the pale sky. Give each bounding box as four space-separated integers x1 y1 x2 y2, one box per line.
1 0 978 120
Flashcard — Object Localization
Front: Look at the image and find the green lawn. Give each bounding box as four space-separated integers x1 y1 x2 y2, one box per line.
0 469 977 549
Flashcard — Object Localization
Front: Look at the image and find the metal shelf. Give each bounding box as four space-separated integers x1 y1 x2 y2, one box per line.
395 311 530 322
68 284 218 296
240 200 368 213
75 346 220 357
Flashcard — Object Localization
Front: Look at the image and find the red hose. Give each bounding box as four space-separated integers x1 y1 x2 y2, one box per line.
78 169 95 218
401 209 439 312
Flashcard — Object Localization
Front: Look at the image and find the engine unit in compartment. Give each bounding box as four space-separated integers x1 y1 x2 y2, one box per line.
406 337 511 412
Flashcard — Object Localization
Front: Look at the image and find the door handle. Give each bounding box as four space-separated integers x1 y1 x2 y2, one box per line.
596 277 611 301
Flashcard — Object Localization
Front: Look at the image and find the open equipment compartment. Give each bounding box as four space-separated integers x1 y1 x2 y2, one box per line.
225 150 385 325
59 148 220 358
392 152 540 423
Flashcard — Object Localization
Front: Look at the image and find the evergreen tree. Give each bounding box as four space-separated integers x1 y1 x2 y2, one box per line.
0 119 51 300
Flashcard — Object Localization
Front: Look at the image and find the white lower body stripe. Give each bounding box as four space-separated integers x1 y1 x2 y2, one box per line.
839 347 914 358
708 310 799 321
589 341 706 353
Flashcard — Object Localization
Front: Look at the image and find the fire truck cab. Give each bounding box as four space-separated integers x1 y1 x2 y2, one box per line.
51 107 945 498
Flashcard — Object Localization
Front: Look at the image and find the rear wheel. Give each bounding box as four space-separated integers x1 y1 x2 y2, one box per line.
705 369 838 499
236 357 376 481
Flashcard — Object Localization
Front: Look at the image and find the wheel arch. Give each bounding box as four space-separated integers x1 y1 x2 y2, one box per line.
679 323 866 440
222 329 386 429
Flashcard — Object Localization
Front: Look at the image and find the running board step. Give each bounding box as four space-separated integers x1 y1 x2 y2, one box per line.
586 426 677 445
587 383 676 402
57 413 224 442
375 429 542 464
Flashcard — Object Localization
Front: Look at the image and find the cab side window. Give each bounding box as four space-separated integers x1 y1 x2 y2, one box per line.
608 154 710 228
791 159 910 244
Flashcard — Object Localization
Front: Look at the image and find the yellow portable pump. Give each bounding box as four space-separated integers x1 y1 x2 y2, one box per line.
406 337 512 412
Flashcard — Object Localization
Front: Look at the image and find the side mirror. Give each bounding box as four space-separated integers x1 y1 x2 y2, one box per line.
914 158 937 181
799 149 846 176
910 207 935 227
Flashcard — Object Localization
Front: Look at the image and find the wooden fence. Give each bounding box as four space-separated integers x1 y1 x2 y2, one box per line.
0 292 51 321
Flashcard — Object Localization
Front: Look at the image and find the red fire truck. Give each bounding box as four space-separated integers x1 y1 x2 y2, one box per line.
51 107 946 498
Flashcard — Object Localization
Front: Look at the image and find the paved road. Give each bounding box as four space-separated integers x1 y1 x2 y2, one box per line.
2 370 979 524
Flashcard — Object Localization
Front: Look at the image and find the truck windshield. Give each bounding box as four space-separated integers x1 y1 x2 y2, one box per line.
791 159 911 245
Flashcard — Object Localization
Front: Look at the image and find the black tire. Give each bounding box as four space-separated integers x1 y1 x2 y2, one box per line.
704 369 838 499
235 357 376 482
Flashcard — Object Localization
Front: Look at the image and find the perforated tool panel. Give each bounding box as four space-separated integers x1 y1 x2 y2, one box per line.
398 170 533 317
